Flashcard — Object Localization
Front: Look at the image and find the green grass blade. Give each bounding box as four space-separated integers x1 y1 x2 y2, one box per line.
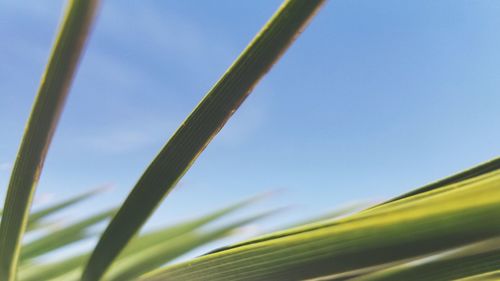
373 157 500 208
456 270 500 281
19 254 88 281
352 237 500 281
209 167 498 257
106 210 277 281
20 208 115 261
23 232 90 262
308 259 417 281
27 186 106 231
209 201 369 256
0 1 99 279
141 169 500 281
18 196 259 281
285 201 370 229
81 1 325 280
119 194 263 258
45 268 82 281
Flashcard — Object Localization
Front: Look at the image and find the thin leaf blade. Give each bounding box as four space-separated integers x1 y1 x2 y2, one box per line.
141 170 500 281
372 157 500 208
19 254 88 281
21 208 115 261
0 1 99 279
27 186 107 231
106 210 277 281
82 0 326 280
352 237 500 281
119 194 263 258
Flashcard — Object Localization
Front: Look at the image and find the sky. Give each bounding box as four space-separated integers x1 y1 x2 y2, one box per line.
1 0 500 253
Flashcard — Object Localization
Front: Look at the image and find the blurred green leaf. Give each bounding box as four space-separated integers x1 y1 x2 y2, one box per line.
21 208 115 261
17 195 264 280
106 210 277 281
19 254 88 281
285 201 371 229
457 269 500 281
119 194 264 258
141 170 500 281
27 186 107 231
353 237 500 281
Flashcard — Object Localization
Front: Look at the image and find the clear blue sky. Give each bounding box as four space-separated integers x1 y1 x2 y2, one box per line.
1 0 500 235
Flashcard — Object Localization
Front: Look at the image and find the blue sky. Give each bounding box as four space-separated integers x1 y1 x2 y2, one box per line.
1 0 500 240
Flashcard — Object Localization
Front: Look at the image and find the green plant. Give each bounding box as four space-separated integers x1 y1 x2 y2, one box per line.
2 0 499 280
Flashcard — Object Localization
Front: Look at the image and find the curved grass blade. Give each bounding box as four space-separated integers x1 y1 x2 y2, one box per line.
82 1 326 280
119 194 264 258
352 237 500 281
106 210 277 281
48 269 82 281
371 157 500 208
21 208 115 261
309 259 417 281
22 232 89 262
0 1 100 279
285 201 371 229
17 196 261 281
27 186 107 231
19 254 88 281
141 170 500 281
206 170 494 256
456 269 500 281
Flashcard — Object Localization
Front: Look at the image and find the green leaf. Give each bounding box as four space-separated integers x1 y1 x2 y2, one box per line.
19 254 88 281
456 269 500 281
0 0 99 279
45 269 81 281
27 186 107 231
309 259 417 281
17 195 261 280
22 232 89 262
373 157 500 208
208 161 498 257
81 0 326 280
21 208 115 261
106 210 277 281
285 201 371 229
141 170 500 281
119 194 264 258
352 237 500 281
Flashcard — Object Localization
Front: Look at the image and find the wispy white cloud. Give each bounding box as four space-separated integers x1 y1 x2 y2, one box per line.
0 162 12 172
98 3 216 61
92 1 238 79
2 1 269 156
77 128 158 153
